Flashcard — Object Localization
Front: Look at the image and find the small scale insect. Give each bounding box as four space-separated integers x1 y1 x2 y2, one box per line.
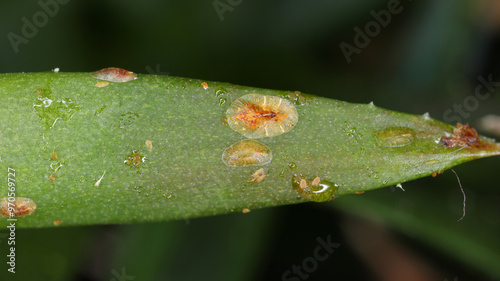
201 82 209 90
0 197 37 217
222 139 272 167
95 81 110 88
226 94 299 139
90 67 137 83
50 148 58 160
249 168 268 182
286 91 308 105
145 140 153 152
242 208 251 214
53 220 62 226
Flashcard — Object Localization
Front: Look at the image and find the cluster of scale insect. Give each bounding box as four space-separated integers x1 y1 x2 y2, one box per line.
222 93 300 189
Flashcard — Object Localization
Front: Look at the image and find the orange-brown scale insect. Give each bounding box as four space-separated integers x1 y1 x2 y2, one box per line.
226 94 298 139
90 67 137 83
440 123 480 148
0 197 37 217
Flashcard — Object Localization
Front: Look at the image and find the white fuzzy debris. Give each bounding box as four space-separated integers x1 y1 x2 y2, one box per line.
423 112 431 120
94 171 106 186
396 183 405 191
369 101 374 106
53 68 60 73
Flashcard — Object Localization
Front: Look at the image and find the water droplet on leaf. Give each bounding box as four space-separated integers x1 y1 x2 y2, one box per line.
291 174 339 202
218 98 227 106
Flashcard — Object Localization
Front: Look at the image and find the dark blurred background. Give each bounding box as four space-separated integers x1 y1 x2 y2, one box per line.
1 0 500 280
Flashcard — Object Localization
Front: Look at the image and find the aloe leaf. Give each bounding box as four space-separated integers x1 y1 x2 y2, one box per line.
0 71 498 228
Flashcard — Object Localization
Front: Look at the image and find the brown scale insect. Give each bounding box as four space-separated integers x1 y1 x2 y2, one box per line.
440 123 480 148
90 67 137 83
222 139 272 167
226 94 298 139
0 197 37 217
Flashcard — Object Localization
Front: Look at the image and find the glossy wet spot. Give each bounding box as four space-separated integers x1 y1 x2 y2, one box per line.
222 139 272 167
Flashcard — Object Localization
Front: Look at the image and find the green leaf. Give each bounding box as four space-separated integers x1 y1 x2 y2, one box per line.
0 71 498 228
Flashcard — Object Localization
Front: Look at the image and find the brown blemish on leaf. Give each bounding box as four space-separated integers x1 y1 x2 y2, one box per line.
226 94 298 139
50 149 58 160
440 123 498 150
201 82 209 90
124 150 145 168
0 197 37 217
95 81 110 88
242 208 251 214
222 139 272 167
249 168 268 183
90 67 137 83
375 127 415 148
145 140 153 152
